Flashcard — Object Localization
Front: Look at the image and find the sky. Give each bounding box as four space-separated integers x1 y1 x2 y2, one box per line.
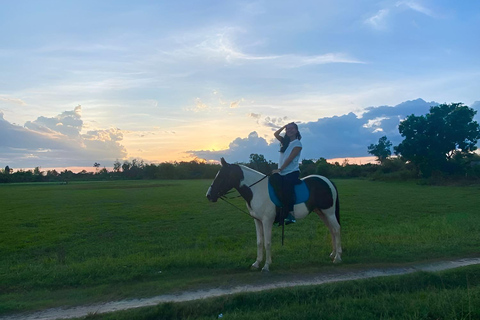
1 0 479 170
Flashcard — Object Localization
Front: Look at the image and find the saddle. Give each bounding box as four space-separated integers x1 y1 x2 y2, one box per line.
268 174 310 224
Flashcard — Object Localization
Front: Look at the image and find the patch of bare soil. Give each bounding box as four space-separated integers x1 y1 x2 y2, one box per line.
2 257 480 320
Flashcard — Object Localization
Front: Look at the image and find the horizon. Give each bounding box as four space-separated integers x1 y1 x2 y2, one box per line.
1 1 479 169
5 156 379 174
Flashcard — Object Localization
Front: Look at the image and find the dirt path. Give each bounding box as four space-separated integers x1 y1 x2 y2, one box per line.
3 257 480 320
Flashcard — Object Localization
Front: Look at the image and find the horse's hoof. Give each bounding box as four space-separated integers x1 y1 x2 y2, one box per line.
261 266 270 272
333 256 342 264
251 262 260 270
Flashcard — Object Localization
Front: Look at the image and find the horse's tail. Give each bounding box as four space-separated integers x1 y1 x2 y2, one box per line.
334 183 340 226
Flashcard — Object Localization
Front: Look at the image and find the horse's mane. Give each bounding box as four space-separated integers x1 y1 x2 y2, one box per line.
238 164 266 177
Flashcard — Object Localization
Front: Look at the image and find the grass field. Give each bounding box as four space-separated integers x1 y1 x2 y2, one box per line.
1 179 479 316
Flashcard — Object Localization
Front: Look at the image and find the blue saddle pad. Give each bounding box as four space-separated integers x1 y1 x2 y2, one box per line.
268 179 310 207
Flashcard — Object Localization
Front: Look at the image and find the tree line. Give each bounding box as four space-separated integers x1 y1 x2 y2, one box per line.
0 160 222 183
1 103 479 183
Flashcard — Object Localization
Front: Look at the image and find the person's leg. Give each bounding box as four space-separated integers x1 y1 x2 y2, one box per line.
282 171 299 224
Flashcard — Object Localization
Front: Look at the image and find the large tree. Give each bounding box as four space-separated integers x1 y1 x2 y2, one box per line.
394 103 480 176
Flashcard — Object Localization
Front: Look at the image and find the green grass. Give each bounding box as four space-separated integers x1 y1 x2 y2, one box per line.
83 265 480 320
1 179 479 315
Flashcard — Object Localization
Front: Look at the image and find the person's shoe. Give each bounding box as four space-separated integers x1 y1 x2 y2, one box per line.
284 212 296 225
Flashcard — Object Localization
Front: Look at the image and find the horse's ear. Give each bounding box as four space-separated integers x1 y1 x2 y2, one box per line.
220 158 228 166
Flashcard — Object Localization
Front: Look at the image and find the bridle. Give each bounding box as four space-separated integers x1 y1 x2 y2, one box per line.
212 173 269 199
222 174 269 197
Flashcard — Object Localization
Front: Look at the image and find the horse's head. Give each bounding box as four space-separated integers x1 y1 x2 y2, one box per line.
206 158 244 202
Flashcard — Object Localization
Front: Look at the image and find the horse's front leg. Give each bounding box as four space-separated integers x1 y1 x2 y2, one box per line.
261 220 273 272
251 219 264 270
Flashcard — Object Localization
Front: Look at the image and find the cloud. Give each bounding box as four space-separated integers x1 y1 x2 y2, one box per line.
166 28 364 68
188 99 439 163
396 1 436 17
24 105 83 138
365 1 437 30
187 131 274 162
224 48 364 68
192 98 210 112
248 113 289 128
248 113 261 119
262 116 289 128
472 101 480 123
230 99 242 108
365 9 390 29
0 96 27 106
82 128 126 158
363 117 389 132
278 53 365 68
0 106 127 169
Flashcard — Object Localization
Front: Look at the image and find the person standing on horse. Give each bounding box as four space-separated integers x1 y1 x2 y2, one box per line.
272 122 302 225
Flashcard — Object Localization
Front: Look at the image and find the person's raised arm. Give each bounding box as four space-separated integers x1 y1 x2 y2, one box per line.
274 125 286 142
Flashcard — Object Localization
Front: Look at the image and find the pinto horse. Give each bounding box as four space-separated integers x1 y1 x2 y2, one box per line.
206 158 342 272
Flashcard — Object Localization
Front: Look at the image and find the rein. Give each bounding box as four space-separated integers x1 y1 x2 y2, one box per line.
219 196 258 221
247 174 270 187
218 174 270 221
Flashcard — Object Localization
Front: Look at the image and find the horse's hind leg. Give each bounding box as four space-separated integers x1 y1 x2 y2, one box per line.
251 219 264 270
315 210 337 260
315 209 342 263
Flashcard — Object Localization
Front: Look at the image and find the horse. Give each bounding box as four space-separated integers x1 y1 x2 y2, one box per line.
206 158 342 272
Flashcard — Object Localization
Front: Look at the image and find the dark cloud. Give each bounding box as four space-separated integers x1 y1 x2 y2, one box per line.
362 98 437 119
0 107 126 169
187 131 277 162
189 98 465 163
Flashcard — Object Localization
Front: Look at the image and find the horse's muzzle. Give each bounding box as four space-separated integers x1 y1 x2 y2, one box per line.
206 194 218 202
206 186 218 202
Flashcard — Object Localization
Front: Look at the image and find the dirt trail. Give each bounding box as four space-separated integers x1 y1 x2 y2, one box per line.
2 257 480 320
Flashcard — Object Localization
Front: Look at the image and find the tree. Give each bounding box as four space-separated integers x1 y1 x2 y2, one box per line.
4 166 11 175
46 169 59 178
98 167 109 178
394 103 480 176
299 159 316 176
121 160 131 173
315 157 333 177
113 160 122 173
368 136 392 164
93 162 100 172
129 159 145 179
248 153 274 175
32 167 45 182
